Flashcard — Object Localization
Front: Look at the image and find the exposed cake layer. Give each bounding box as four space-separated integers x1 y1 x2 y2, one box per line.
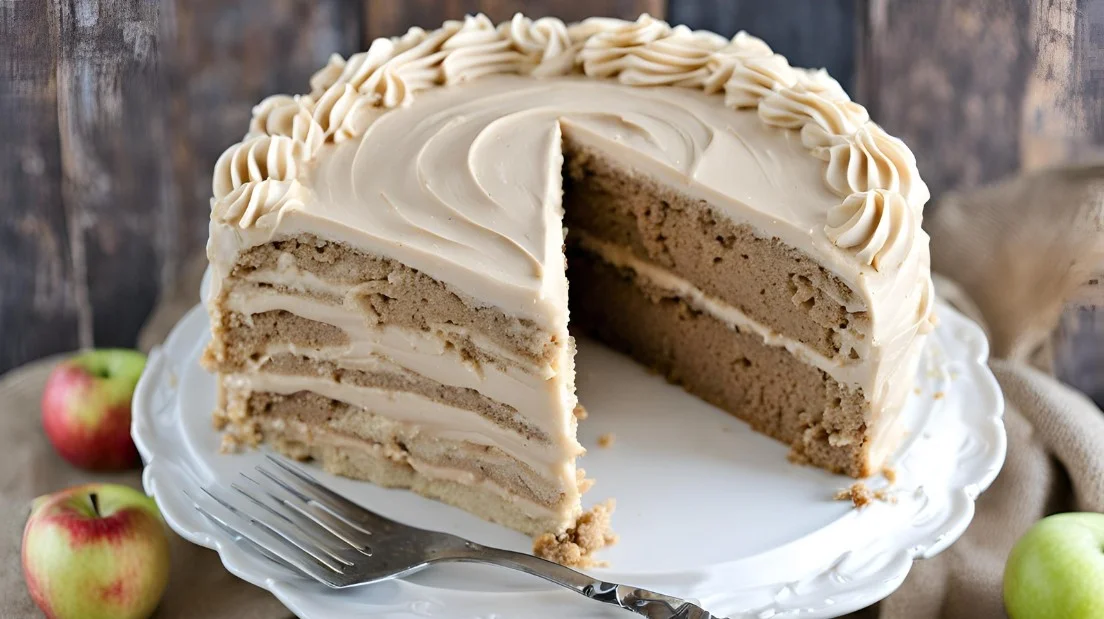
567 244 888 477
562 140 930 419
204 237 584 536
220 235 559 365
207 304 565 427
564 139 869 361
244 391 577 536
222 352 544 440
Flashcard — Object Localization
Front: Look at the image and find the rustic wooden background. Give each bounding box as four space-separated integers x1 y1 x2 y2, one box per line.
2 0 1102 394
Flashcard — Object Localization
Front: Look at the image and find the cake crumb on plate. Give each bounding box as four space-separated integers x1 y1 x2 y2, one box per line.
883 466 898 484
835 482 897 508
835 482 874 508
533 500 618 568
597 433 615 448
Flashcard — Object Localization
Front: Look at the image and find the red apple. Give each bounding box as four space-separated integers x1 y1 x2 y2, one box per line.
22 484 171 619
41 349 147 470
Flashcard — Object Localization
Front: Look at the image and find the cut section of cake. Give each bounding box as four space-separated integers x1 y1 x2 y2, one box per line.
202 13 935 564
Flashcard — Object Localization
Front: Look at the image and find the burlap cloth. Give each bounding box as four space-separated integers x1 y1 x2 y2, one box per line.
2 165 1102 618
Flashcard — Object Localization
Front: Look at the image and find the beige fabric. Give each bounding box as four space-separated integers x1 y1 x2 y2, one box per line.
857 163 1104 619
2 165 1102 618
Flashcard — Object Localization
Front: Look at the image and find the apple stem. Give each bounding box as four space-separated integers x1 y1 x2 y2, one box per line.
90 492 101 517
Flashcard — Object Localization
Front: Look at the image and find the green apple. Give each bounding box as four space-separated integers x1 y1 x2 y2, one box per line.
1004 512 1104 619
41 349 147 470
21 484 171 619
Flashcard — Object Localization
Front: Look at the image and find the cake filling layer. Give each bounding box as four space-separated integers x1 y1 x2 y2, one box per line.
216 284 579 437
265 418 563 519
222 281 546 371
572 233 918 418
229 236 559 364
246 352 548 441
254 394 576 537
254 389 576 499
567 245 882 477
223 371 572 473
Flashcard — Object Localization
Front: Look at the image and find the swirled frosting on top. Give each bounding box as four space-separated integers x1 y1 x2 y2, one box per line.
208 13 934 393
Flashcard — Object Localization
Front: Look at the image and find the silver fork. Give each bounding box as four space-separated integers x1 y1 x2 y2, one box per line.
188 455 718 619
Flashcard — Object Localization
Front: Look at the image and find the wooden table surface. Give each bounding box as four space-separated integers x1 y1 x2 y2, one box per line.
1 0 1102 398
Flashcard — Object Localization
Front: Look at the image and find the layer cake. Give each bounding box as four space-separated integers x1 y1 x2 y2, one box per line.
202 14 936 565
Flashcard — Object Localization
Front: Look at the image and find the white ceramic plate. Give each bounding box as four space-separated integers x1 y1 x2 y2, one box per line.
133 299 1005 619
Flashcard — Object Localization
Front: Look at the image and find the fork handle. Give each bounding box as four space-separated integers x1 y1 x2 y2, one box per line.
452 546 715 619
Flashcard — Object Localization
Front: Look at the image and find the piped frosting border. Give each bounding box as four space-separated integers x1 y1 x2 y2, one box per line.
211 13 929 277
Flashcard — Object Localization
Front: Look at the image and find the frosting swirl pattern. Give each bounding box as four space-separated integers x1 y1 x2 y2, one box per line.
248 94 325 156
498 14 574 76
309 54 346 97
702 31 775 94
442 14 527 83
620 27 729 87
795 68 850 101
804 123 930 208
341 27 454 108
214 179 307 229
824 189 916 272
721 31 774 58
212 135 305 200
574 15 671 78
759 85 870 136
722 54 798 108
573 16 732 87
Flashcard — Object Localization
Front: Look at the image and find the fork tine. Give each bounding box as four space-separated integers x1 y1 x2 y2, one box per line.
200 486 348 574
231 480 355 566
185 490 347 588
240 473 372 555
262 455 398 533
187 490 303 571
253 466 376 538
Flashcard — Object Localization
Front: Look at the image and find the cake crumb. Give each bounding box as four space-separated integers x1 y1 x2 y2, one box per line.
835 482 897 508
933 391 945 400
882 466 898 484
913 387 922 395
576 468 596 494
787 449 811 467
835 482 874 508
873 488 898 504
573 405 588 420
533 500 617 568
597 433 615 448
219 432 242 454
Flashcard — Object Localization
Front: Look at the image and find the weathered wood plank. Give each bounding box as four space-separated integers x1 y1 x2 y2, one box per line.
1056 290 1104 407
363 0 664 41
169 1 364 262
668 0 857 96
0 1 82 373
860 0 1102 397
52 0 176 349
1049 0 1104 405
858 0 1033 198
